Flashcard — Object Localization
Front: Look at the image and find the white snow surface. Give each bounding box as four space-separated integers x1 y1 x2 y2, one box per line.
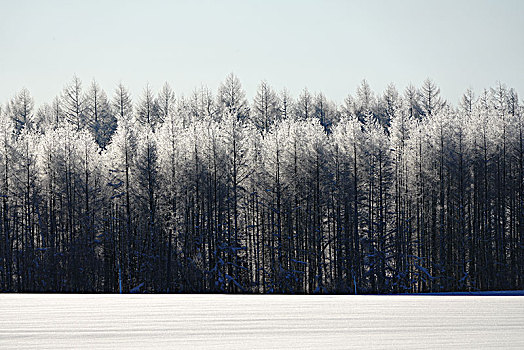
1 294 523 349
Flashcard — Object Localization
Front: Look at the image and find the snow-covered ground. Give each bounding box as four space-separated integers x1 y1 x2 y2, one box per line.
1 294 523 349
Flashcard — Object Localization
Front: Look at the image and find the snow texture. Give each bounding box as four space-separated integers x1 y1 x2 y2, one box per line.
1 294 523 349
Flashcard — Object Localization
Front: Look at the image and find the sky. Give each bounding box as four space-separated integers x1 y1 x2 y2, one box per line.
1 0 523 107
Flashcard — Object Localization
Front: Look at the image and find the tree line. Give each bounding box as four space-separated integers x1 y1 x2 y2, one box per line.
0 74 522 293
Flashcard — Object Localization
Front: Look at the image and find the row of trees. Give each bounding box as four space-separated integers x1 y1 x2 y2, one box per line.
0 74 522 293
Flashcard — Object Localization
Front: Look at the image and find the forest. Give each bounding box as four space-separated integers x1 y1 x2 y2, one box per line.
0 74 522 293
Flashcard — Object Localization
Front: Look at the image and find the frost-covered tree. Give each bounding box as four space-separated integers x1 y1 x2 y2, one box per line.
6 88 34 132
136 84 160 128
61 76 86 130
313 92 338 130
278 89 294 120
380 83 402 129
219 110 256 291
134 125 160 291
85 80 116 148
252 80 279 132
355 79 375 123
419 78 444 117
155 105 184 292
295 88 313 120
404 83 422 120
389 97 413 291
331 116 366 292
106 82 136 292
189 85 216 122
460 88 475 116
156 82 176 125
217 73 249 121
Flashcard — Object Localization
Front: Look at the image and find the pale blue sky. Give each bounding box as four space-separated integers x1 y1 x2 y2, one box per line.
1 0 523 106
